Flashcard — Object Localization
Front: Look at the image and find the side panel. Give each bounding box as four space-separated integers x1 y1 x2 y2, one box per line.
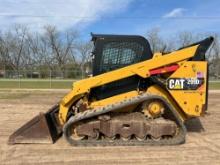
167 61 207 117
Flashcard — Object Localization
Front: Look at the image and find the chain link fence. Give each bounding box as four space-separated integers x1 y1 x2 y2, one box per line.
0 69 87 89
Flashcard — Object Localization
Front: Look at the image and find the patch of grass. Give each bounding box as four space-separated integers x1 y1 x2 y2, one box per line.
209 82 220 89
0 93 30 99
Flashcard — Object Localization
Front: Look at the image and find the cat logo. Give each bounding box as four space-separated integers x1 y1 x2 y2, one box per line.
168 78 185 90
167 78 204 90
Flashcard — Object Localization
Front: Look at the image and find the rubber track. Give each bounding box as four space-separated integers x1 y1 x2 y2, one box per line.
63 93 186 146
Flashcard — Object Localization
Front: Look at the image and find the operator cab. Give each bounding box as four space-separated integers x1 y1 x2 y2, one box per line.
91 33 153 76
90 34 153 100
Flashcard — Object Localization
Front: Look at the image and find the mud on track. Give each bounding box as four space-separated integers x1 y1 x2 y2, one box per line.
0 89 220 165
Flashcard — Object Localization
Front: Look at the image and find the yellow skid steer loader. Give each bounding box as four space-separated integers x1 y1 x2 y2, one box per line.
8 34 213 146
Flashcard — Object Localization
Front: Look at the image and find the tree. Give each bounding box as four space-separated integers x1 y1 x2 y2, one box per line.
177 31 194 47
207 34 220 78
44 25 79 77
146 28 167 53
76 41 93 77
1 25 29 75
0 31 4 67
0 31 6 72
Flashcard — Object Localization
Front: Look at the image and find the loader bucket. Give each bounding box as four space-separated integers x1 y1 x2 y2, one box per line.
8 104 62 144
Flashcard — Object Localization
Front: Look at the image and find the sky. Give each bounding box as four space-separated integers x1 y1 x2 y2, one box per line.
0 0 220 40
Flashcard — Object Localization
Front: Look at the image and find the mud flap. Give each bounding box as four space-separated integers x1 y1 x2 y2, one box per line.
8 105 62 144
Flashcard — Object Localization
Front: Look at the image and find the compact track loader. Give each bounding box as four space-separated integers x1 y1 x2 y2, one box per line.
9 34 214 146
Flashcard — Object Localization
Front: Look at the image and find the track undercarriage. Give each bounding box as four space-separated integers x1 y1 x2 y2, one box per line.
72 112 177 141
63 93 186 146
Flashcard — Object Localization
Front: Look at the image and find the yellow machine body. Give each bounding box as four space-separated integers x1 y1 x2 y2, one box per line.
58 45 207 124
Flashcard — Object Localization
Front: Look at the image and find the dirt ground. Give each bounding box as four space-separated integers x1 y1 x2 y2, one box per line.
0 89 220 165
